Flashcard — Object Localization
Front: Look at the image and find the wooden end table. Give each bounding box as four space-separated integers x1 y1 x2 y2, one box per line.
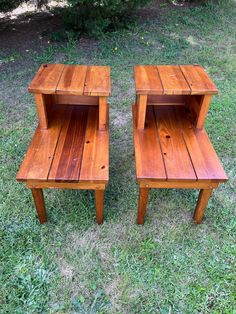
133 65 228 224
16 64 110 224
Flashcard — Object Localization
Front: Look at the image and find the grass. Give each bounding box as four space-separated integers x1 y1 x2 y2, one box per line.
0 1 236 313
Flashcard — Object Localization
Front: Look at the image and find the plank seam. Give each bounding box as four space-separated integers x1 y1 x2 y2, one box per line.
46 108 68 180
55 64 66 94
152 105 168 181
155 66 164 95
179 65 193 95
83 65 90 95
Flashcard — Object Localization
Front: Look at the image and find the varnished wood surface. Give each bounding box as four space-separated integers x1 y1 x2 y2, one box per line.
16 105 109 183
133 104 228 182
28 64 111 96
134 65 218 95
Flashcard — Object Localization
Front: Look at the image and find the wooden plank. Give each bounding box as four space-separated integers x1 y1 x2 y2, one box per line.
48 106 88 181
16 107 66 181
137 94 147 130
157 65 191 95
139 180 219 189
180 65 218 95
194 129 228 182
133 105 166 180
134 65 163 95
52 95 98 106
79 106 109 182
174 106 215 181
28 64 65 94
154 106 196 181
56 65 87 95
171 106 227 182
84 66 110 96
27 181 106 190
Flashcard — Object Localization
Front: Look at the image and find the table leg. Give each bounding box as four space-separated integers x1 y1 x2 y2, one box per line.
193 189 213 224
95 190 104 224
137 187 150 224
31 188 47 224
137 94 147 130
99 96 107 130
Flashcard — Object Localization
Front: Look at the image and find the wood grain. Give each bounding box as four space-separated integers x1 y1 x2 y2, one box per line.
79 106 109 182
28 64 64 94
48 106 88 181
157 65 191 95
56 65 87 95
133 105 166 180
154 106 196 181
193 189 213 223
180 65 218 95
84 66 111 96
134 65 163 95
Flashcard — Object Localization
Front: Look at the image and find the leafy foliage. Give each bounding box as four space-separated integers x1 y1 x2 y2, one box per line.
62 0 151 37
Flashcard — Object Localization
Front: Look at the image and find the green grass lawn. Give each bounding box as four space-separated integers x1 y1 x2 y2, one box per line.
0 1 236 313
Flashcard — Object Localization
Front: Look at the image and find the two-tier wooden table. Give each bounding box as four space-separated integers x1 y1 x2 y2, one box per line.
16 64 110 224
133 65 228 224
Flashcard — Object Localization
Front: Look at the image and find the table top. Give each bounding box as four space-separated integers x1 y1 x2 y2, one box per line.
16 105 109 183
134 65 218 95
28 64 111 96
133 104 227 182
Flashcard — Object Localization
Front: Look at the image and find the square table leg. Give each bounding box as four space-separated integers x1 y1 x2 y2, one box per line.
95 189 105 224
31 188 47 224
193 189 213 224
137 187 150 224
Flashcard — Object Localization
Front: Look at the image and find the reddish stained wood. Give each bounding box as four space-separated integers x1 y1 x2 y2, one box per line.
31 188 47 224
48 106 88 181
99 96 108 130
34 93 48 129
133 105 166 180
95 190 105 224
28 64 65 94
137 94 147 130
180 65 218 95
16 107 66 181
56 65 87 95
134 65 163 95
157 65 191 95
154 106 196 181
137 187 150 225
84 66 111 96
194 129 228 182
79 106 109 182
193 189 213 223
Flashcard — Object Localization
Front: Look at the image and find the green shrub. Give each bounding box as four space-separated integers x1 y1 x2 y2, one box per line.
62 0 151 37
